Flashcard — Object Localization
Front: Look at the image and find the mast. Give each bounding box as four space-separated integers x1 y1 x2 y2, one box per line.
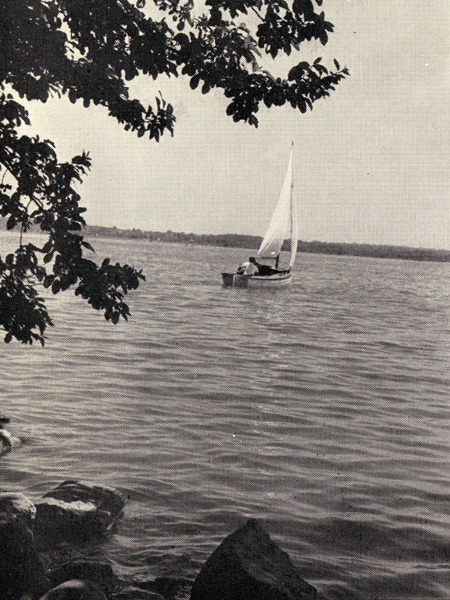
288 142 298 269
290 141 294 249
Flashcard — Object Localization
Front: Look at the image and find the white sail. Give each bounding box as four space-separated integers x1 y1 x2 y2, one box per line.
257 147 295 262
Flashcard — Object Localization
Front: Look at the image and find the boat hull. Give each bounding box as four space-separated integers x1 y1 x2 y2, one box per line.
221 271 292 288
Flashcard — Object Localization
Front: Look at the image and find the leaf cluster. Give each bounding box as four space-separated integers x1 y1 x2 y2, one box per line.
166 0 348 125
0 94 144 344
2 0 347 131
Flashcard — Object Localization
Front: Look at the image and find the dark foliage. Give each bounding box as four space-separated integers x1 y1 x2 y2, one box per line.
0 0 347 344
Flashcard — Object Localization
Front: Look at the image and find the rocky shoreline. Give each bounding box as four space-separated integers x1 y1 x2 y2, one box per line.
1 439 326 600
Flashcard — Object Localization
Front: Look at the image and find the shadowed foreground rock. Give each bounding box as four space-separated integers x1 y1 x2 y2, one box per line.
191 519 324 600
0 492 36 527
48 559 120 596
0 493 49 600
39 579 107 600
35 480 125 540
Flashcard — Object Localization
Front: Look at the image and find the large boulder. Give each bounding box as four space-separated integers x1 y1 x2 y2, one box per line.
190 519 324 600
35 480 125 541
49 560 120 596
0 493 49 600
38 579 107 600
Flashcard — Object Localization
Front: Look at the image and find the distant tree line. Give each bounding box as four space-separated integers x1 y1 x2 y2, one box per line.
79 224 450 263
295 240 450 262
84 225 262 249
3 220 449 262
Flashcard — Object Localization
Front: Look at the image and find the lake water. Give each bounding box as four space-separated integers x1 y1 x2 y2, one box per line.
1 235 449 599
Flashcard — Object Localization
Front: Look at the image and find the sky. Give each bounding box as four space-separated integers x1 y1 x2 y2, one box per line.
21 0 450 249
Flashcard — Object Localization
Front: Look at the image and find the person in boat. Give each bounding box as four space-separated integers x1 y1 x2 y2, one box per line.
236 257 259 275
257 255 291 275
254 260 277 276
237 257 280 276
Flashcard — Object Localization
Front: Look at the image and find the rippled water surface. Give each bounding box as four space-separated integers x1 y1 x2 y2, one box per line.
2 235 450 599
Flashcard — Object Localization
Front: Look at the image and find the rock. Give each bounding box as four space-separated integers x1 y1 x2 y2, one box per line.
190 518 324 600
0 492 36 528
38 579 107 600
0 417 21 456
110 587 165 600
138 577 193 600
0 428 19 456
49 560 120 595
0 428 12 454
0 428 22 456
0 495 49 600
35 480 125 540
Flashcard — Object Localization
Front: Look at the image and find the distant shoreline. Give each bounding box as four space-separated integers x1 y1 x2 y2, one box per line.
83 224 450 263
2 221 450 262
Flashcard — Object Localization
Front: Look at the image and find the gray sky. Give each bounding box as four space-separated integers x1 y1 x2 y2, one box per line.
24 0 449 249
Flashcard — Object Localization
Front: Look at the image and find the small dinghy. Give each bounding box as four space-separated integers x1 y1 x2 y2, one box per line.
222 144 298 288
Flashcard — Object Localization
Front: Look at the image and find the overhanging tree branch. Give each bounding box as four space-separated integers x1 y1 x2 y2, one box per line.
0 0 347 344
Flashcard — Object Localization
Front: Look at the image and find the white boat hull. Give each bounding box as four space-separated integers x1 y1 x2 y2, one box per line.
222 271 292 288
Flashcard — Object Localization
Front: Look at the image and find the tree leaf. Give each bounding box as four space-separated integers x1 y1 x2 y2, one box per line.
42 240 53 253
190 75 200 90
43 275 55 288
81 241 95 252
51 279 61 294
6 215 16 230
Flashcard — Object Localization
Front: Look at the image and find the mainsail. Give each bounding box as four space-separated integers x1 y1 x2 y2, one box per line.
257 146 295 264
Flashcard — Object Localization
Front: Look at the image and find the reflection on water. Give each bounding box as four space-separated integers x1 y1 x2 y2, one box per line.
1 235 450 599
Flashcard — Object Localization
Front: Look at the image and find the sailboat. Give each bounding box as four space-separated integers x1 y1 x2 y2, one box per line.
221 144 298 288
